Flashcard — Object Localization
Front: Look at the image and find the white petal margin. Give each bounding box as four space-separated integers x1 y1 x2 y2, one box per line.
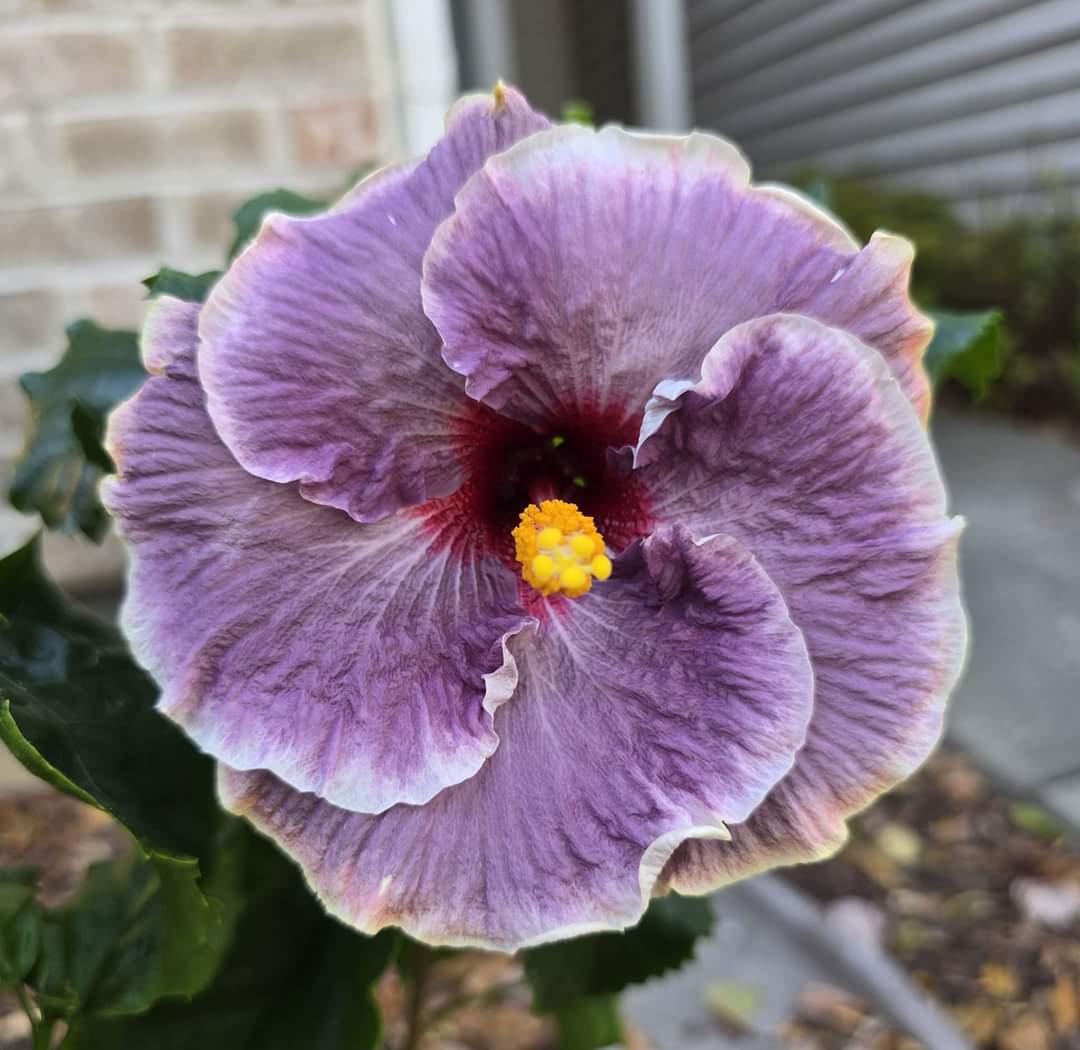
630 313 967 896
422 121 931 433
218 525 816 952
104 296 530 817
196 86 550 525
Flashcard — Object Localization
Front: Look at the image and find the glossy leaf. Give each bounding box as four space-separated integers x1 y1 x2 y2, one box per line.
142 268 222 304
64 828 397 1050
0 867 41 985
70 401 114 474
0 539 230 1015
524 895 713 1012
228 189 327 261
9 321 144 541
925 309 1006 398
31 851 222 1021
0 538 217 859
553 995 622 1050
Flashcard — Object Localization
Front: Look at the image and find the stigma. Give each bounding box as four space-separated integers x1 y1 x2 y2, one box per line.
512 500 612 598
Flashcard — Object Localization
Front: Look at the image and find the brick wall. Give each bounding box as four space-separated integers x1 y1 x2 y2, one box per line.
0 0 429 580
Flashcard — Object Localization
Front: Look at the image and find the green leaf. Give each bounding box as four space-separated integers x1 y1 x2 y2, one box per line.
0 538 217 859
31 851 222 1022
561 99 594 126
228 189 328 261
142 268 222 304
924 309 1006 398
1008 801 1063 840
552 995 622 1050
0 540 230 1017
9 321 144 541
524 894 713 1012
0 867 42 985
64 829 397 1050
70 401 114 474
704 979 762 1033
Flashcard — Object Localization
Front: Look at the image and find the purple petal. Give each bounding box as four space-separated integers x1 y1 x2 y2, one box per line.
219 524 814 951
780 230 933 420
422 125 931 430
198 87 550 524
104 296 529 814
633 314 966 892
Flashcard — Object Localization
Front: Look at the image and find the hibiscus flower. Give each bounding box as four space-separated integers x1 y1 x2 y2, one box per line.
105 86 965 952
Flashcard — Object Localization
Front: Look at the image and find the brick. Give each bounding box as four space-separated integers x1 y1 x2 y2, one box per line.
0 117 31 196
187 190 246 254
185 182 338 253
271 0 370 6
0 198 157 269
0 31 140 107
60 118 157 180
287 97 377 170
165 20 368 91
166 108 266 169
60 109 266 179
85 282 148 331
10 0 89 10
0 290 61 354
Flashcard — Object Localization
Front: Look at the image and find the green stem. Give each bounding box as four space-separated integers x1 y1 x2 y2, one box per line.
13 986 58 1050
13 983 36 1027
33 1020 57 1050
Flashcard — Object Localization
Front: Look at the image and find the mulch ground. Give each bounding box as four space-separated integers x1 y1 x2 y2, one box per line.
785 747 1080 1049
1 745 1077 1048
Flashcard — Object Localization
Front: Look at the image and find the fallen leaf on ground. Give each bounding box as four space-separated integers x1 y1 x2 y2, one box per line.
704 979 761 1034
796 982 866 1035
875 822 922 866
1011 877 1080 929
998 1011 1052 1050
1008 802 1063 840
1050 974 1079 1033
979 961 1020 999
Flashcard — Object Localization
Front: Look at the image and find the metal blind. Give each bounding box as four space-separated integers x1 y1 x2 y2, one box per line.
688 0 1080 215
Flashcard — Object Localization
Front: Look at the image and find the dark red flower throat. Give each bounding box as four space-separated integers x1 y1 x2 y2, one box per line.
418 400 653 564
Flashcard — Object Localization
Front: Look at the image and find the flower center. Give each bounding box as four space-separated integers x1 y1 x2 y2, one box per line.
512 499 612 598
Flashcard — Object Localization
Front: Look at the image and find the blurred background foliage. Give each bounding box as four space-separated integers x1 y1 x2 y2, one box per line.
801 174 1080 427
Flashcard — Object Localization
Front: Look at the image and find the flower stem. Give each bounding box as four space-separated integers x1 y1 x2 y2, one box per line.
32 1020 57 1050
12 984 35 1026
13 985 54 1050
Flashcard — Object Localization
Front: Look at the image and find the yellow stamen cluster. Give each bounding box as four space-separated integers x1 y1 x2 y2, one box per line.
512 500 612 598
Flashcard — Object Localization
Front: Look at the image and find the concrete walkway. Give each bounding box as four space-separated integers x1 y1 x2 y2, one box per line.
625 876 967 1049
933 411 1080 827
